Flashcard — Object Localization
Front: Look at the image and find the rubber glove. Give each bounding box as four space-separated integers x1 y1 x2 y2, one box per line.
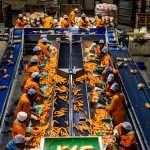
92 42 96 46
42 94 49 99
43 56 47 61
94 55 100 59
96 67 103 73
39 63 46 67
30 114 38 120
99 90 105 96
100 81 106 86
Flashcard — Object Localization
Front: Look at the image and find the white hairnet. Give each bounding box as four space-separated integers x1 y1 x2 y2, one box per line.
17 111 27 122
122 122 133 130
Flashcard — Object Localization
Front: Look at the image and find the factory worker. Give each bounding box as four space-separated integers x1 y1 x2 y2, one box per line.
6 134 25 150
24 56 40 84
114 122 135 149
95 39 108 56
12 112 27 138
101 66 120 83
95 49 113 73
104 73 114 92
42 14 54 28
69 8 79 26
38 34 47 44
31 46 42 60
95 14 103 28
105 83 126 124
38 37 50 58
23 72 40 95
79 13 89 30
15 89 37 125
16 14 24 28
61 15 69 28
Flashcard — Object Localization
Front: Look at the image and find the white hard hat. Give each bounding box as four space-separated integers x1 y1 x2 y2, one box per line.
104 66 113 74
14 134 25 144
28 88 36 95
74 8 79 12
31 57 38 63
122 122 133 130
64 15 68 19
81 13 86 18
42 37 48 43
33 46 41 52
31 72 40 79
107 73 114 83
110 82 119 92
17 111 27 122
18 14 23 18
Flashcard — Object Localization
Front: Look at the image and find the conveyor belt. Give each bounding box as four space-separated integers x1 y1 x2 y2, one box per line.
72 81 91 136
0 29 23 121
58 43 70 68
72 43 83 68
107 29 150 149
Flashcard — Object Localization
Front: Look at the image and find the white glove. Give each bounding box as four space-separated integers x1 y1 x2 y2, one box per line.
92 42 96 46
30 114 38 120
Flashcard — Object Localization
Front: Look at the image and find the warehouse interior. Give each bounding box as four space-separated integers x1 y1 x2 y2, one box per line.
0 0 150 150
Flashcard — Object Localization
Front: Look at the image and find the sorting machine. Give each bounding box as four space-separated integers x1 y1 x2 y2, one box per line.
0 27 150 149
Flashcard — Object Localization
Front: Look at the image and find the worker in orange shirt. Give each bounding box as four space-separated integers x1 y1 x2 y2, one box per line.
16 14 24 28
114 122 135 150
95 14 103 28
101 66 120 83
15 89 38 125
79 13 89 30
38 38 50 58
24 56 40 84
23 72 41 95
6 134 26 150
61 15 69 28
95 48 113 73
42 14 54 28
95 39 108 56
31 46 42 60
38 34 47 44
12 112 27 138
105 83 126 124
69 8 79 26
104 73 114 92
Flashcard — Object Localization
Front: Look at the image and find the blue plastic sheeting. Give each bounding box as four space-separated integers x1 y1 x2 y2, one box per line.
24 28 106 35
110 49 150 149
0 29 22 118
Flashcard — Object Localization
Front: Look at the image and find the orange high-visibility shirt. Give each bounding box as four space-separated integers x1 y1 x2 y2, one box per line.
15 93 31 119
16 18 24 28
101 54 113 68
95 18 103 28
79 18 88 29
12 120 26 139
106 92 126 123
42 17 54 28
61 19 69 28
69 11 75 25
115 123 135 149
38 42 50 57
24 64 40 84
23 78 40 94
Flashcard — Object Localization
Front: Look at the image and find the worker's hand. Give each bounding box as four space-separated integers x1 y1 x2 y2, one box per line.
26 136 34 142
30 114 38 120
92 42 96 46
94 55 100 59
39 63 46 67
42 94 49 99
95 67 103 73
99 90 106 96
43 56 47 61
100 81 106 86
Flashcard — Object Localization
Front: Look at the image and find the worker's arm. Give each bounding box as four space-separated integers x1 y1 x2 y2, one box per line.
120 134 135 148
22 101 31 118
105 97 116 112
42 45 50 57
